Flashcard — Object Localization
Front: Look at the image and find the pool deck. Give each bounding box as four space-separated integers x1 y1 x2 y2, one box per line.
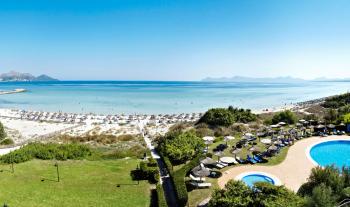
218 135 350 192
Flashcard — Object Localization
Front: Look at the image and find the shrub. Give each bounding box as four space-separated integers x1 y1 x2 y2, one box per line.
344 113 350 124
324 109 339 123
158 130 204 164
209 180 253 207
0 143 92 164
298 165 350 205
305 183 337 207
0 122 6 141
198 107 257 127
227 106 257 123
131 158 159 183
209 180 304 207
0 138 14 145
198 108 235 127
272 110 297 124
322 93 350 109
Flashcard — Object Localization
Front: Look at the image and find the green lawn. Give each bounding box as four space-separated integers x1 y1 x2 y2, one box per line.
0 159 151 207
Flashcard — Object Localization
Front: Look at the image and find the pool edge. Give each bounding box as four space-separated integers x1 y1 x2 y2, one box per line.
235 171 282 186
306 138 350 167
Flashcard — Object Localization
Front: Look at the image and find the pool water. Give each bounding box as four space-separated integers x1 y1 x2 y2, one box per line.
241 174 275 187
310 140 350 168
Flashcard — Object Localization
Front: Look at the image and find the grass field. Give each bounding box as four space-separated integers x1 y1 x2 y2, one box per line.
0 159 151 207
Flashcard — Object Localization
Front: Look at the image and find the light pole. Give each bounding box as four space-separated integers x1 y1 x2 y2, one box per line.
10 153 14 173
54 161 60 182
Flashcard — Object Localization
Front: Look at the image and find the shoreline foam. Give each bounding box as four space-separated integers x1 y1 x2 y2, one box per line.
0 88 27 95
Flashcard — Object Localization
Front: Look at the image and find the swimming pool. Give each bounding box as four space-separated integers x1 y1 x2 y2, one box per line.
242 174 274 187
236 172 280 187
309 140 350 168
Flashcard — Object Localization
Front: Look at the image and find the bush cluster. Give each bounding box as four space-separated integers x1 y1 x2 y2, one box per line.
271 110 297 124
322 93 350 109
0 122 6 141
298 165 350 206
198 107 256 127
209 180 305 207
0 138 14 145
157 130 204 164
1 143 92 164
131 158 159 183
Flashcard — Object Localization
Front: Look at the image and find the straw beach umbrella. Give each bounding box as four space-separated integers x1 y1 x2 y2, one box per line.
232 148 241 158
192 165 210 178
214 151 223 161
200 157 216 166
202 136 215 142
261 138 272 145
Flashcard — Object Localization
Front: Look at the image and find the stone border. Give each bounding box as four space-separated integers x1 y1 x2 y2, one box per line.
306 138 350 167
235 171 282 186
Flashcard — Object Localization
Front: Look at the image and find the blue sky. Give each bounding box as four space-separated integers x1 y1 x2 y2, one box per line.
0 0 349 80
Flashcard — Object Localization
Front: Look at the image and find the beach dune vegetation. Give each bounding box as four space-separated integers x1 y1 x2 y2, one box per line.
0 121 6 140
271 110 297 124
322 93 350 109
1 142 92 164
198 107 256 127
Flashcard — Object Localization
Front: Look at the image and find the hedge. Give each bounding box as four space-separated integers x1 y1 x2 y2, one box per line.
172 155 203 207
130 158 159 183
156 184 167 207
162 155 174 176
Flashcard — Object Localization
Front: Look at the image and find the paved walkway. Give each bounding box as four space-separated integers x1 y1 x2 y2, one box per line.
218 135 350 192
138 120 177 207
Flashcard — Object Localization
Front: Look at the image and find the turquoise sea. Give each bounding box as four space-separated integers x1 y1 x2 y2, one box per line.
0 81 349 115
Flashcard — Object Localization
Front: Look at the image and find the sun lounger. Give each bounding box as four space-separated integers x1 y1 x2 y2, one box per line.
215 162 225 169
217 161 228 167
253 155 263 163
231 158 239 164
190 181 212 188
236 157 246 164
190 174 206 182
247 155 257 164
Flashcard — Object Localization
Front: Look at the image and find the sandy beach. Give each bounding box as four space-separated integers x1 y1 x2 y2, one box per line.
0 108 199 145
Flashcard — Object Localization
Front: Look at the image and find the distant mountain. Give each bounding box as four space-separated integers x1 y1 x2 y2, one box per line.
0 71 58 82
312 77 350 82
202 76 306 83
34 74 58 81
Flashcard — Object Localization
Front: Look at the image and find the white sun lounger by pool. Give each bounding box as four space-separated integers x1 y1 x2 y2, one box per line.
218 161 228 166
215 162 225 169
190 174 206 182
190 181 212 188
231 157 239 164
